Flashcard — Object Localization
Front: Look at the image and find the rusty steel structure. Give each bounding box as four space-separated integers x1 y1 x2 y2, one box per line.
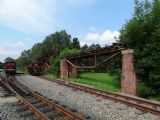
0 75 85 120
65 43 126 69
39 76 160 116
60 43 127 78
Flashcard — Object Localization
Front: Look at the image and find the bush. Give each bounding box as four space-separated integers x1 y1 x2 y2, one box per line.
50 58 60 77
138 82 154 98
59 48 80 59
149 71 160 94
50 48 81 76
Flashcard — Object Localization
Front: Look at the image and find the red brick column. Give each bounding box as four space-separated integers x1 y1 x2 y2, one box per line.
121 49 137 96
68 64 77 78
60 60 68 79
60 59 78 78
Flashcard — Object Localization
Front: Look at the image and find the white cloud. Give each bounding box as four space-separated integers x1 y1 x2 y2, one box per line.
84 29 120 45
80 41 86 46
86 33 99 41
0 0 57 34
0 42 27 62
0 0 96 35
0 0 55 34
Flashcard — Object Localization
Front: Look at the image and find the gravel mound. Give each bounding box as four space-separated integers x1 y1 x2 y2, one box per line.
16 75 160 120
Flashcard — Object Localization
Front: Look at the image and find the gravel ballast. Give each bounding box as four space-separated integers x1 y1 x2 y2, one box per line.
0 97 37 120
0 73 69 120
16 75 160 120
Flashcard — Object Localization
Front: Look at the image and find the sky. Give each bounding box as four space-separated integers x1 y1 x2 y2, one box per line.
0 0 134 62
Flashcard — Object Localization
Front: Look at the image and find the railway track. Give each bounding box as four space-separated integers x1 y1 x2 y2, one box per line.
0 79 14 97
39 76 160 116
0 75 86 120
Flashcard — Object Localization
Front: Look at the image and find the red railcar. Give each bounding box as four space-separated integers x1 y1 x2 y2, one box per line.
4 57 16 75
27 63 44 75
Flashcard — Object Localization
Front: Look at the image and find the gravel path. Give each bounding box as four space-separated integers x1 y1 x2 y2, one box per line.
16 75 160 120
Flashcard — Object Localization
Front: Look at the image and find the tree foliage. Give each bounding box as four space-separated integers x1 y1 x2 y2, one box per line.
16 28 103 76
17 30 75 68
50 58 60 77
16 50 32 70
59 48 81 59
120 0 160 95
17 29 102 72
71 38 80 49
50 48 81 76
87 43 101 51
0 62 3 69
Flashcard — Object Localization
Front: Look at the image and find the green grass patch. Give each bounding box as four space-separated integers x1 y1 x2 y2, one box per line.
64 73 120 92
44 73 58 78
149 96 160 101
44 72 160 101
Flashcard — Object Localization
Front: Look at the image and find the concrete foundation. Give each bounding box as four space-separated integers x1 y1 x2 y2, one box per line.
121 49 137 96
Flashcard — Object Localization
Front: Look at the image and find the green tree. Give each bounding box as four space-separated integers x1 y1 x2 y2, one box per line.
120 0 160 95
88 43 101 50
71 38 80 49
16 50 32 70
16 30 79 71
59 48 81 59
50 58 60 77
30 43 43 62
50 48 80 76
0 62 3 69
81 44 88 51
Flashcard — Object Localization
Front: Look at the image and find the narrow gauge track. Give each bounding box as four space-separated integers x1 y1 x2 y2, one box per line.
39 76 160 116
0 79 14 97
0 75 85 120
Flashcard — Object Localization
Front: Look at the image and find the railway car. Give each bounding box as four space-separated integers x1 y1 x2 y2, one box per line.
27 63 44 75
4 57 16 75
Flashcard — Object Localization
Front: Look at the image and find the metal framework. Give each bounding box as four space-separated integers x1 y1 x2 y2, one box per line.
65 43 126 69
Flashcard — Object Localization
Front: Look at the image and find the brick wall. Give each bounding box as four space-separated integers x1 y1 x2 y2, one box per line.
121 49 137 96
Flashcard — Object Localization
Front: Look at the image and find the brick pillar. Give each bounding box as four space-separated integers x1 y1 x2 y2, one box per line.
60 60 68 79
68 64 77 78
121 49 137 96
60 59 78 78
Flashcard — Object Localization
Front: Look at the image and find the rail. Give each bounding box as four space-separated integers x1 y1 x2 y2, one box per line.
0 75 85 120
39 76 160 116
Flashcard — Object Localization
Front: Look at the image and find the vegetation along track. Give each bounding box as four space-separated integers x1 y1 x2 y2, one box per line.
0 75 86 120
39 76 160 116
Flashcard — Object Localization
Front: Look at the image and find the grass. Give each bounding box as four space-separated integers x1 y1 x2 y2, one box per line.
44 73 58 78
149 96 160 101
44 72 160 102
64 73 120 92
